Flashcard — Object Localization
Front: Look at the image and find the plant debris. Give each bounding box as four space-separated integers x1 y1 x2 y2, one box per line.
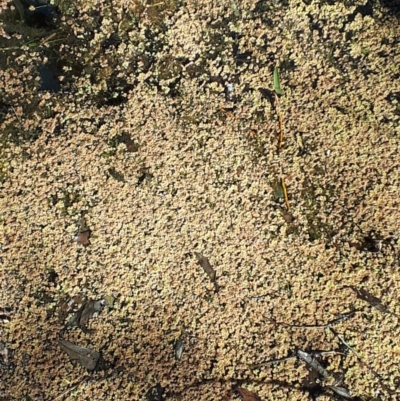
76 299 104 328
145 383 164 401
59 339 101 371
281 178 290 211
273 66 282 95
107 167 125 182
1 0 400 399
297 349 354 399
237 387 262 401
75 216 91 246
347 286 388 313
118 133 139 152
297 349 329 379
0 342 10 365
194 252 219 293
75 230 91 246
174 337 184 361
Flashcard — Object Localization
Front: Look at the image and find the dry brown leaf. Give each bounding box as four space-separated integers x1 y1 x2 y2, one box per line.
237 387 262 401
59 339 100 370
119 133 139 152
75 230 91 246
194 252 219 292
348 286 388 313
77 300 104 327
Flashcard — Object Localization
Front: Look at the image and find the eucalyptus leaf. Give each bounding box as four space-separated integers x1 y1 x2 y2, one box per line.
59 339 100 370
327 385 352 399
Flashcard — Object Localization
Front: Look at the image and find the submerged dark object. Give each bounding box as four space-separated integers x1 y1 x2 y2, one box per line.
39 64 61 93
13 0 60 29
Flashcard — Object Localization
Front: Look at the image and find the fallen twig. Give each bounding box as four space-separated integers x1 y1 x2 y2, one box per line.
281 178 290 211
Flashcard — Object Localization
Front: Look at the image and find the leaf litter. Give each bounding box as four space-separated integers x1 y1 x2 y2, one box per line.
145 383 164 401
59 339 101 371
194 252 219 293
75 230 91 246
297 349 353 399
346 286 390 314
76 299 105 328
75 216 91 246
237 387 262 401
59 296 107 332
174 337 184 361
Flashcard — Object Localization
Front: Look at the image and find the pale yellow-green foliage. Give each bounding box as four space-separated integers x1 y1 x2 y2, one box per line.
0 0 399 399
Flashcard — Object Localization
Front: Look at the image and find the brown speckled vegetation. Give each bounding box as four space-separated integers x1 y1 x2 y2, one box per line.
1 0 400 400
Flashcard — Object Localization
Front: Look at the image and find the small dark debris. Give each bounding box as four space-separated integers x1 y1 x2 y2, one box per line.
118 133 139 152
137 167 153 185
174 337 184 361
75 230 91 246
327 384 352 399
75 216 91 246
237 387 262 401
278 206 295 223
0 307 12 324
107 168 125 182
145 383 164 401
302 366 321 394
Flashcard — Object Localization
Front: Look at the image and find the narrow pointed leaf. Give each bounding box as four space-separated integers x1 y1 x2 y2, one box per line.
327 385 352 399
348 286 387 313
194 252 219 292
273 66 282 95
59 339 100 370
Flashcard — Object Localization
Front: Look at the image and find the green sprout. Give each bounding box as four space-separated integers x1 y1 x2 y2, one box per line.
273 66 282 95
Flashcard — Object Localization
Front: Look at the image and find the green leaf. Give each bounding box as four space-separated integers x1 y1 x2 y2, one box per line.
273 66 282 95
